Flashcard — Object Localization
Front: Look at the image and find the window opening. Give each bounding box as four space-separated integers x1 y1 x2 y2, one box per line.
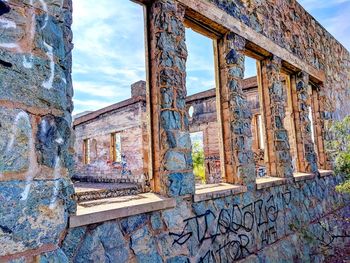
72 1 150 202
185 27 222 185
281 73 298 172
111 133 122 163
243 55 267 177
83 139 91 165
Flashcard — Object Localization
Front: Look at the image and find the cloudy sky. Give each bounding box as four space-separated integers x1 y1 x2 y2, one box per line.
72 0 350 114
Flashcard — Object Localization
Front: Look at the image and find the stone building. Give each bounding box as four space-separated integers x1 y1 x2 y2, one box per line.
74 77 261 186
1 0 350 262
73 81 149 185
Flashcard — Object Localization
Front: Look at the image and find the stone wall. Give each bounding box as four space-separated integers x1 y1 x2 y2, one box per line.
62 175 349 262
0 0 75 260
0 0 349 262
209 0 350 120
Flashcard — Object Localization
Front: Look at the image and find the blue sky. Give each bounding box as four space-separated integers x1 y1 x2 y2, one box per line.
72 0 350 114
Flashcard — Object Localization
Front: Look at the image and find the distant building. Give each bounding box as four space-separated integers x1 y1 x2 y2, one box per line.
73 78 263 184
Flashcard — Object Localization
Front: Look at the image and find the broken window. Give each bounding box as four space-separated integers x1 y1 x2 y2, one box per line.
190 132 205 184
185 27 223 185
111 133 122 163
256 114 265 150
243 55 267 177
72 0 150 202
309 82 325 168
281 73 298 172
83 139 91 165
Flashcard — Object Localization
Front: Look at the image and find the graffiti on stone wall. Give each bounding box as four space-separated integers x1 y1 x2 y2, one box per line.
169 190 292 262
0 0 56 88
205 156 221 184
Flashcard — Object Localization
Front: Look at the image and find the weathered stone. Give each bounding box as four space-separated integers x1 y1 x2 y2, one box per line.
39 249 69 263
0 181 68 256
161 110 182 130
0 108 31 173
151 212 164 230
168 172 195 196
120 214 149 234
61 227 86 260
74 222 128 263
164 151 187 171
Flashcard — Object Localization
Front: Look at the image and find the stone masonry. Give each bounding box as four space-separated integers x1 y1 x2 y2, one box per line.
0 0 349 262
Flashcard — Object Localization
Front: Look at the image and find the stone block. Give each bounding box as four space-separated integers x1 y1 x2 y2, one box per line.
164 150 187 171
0 180 68 256
161 110 182 130
0 108 31 173
120 214 149 234
74 222 128 263
167 172 195 196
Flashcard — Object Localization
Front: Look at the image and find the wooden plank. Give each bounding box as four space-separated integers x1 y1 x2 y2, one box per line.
176 0 326 82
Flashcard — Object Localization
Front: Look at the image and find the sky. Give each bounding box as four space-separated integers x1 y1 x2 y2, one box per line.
72 0 350 114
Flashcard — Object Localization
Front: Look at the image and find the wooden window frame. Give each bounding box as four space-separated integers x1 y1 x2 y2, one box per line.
83 138 91 165
309 82 326 169
110 132 122 163
256 114 265 151
184 18 227 184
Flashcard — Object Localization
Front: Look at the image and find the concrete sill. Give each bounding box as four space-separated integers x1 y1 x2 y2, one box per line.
293 172 315 182
256 177 286 190
319 169 334 177
69 193 176 228
194 183 247 202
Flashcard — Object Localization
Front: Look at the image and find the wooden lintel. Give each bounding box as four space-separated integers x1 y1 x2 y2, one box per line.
176 0 326 83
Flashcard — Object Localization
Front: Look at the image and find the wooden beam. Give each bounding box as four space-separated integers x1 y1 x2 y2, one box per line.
176 0 326 82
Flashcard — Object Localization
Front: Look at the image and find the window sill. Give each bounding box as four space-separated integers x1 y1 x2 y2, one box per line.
293 172 315 182
256 176 286 190
319 169 334 177
193 183 247 202
69 193 176 228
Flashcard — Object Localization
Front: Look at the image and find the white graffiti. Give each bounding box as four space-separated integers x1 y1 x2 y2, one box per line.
0 18 16 29
0 0 52 74
3 111 38 201
49 155 61 209
0 42 20 49
38 0 49 30
23 54 34 68
42 41 55 89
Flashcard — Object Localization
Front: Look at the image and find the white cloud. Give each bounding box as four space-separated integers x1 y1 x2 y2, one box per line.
73 99 114 114
321 4 350 49
73 81 127 98
72 0 146 114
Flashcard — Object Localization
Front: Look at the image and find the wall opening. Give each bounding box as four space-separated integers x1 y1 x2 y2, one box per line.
72 0 150 202
281 72 298 172
190 131 205 184
243 55 268 177
185 27 223 185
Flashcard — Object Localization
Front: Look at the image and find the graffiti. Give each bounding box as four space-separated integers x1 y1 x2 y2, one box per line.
257 166 266 177
0 0 55 82
169 190 292 262
205 155 221 184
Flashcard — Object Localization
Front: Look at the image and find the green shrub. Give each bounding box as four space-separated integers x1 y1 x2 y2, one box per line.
192 141 205 183
325 115 350 193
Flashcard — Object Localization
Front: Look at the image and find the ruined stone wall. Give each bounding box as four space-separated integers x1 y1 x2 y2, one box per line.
74 102 147 184
187 94 221 183
0 0 75 260
63 175 349 262
1 0 349 262
208 0 350 120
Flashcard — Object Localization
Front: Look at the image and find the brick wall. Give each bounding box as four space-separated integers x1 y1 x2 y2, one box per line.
74 101 147 184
